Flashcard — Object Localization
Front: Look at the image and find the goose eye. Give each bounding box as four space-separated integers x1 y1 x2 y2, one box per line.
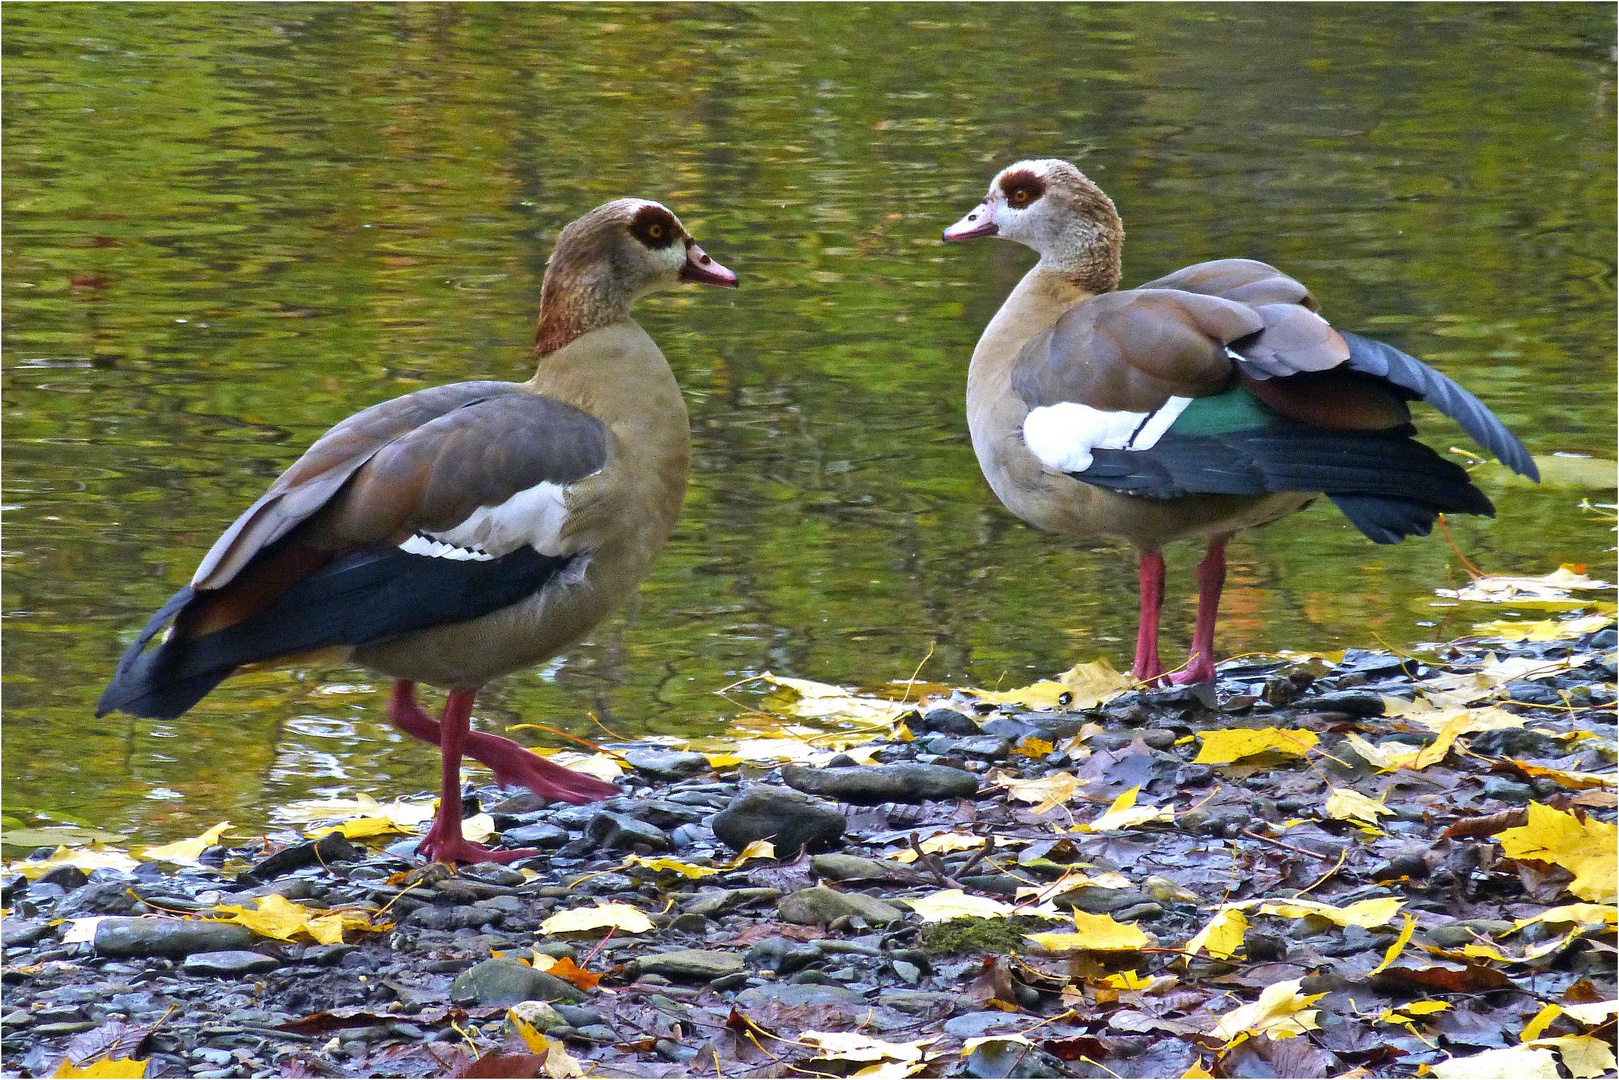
1011 189 1030 206
649 224 663 239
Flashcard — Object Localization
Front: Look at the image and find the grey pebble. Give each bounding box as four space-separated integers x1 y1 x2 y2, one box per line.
94 917 254 958
710 787 845 854
622 749 714 782
780 763 979 805
181 951 281 977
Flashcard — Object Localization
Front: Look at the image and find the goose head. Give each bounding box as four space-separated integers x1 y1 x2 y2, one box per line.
536 198 736 354
943 159 1123 292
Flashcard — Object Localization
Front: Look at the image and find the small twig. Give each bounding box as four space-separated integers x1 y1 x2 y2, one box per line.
1437 513 1487 579
907 831 963 889
956 834 995 878
1240 828 1341 861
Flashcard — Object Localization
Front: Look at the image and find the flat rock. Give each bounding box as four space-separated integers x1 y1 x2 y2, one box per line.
1 918 54 948
916 708 980 735
637 949 745 981
247 834 363 881
508 1000 567 1033
623 750 713 781
778 885 904 926
181 950 281 977
810 854 893 881
450 957 582 1007
780 763 979 805
736 983 868 1008
585 812 669 851
500 822 569 849
710 788 844 854
94 917 254 958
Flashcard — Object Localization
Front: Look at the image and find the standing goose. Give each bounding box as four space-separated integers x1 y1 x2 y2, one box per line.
99 198 737 864
943 159 1537 684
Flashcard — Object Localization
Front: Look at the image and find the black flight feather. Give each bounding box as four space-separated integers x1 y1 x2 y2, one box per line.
97 545 577 720
1339 331 1538 480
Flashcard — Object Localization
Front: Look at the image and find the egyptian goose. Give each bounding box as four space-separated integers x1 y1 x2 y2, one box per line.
943 159 1537 685
99 199 737 864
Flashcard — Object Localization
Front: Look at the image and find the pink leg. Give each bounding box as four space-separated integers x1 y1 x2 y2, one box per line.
1133 550 1166 683
386 681 617 803
415 688 540 865
1172 539 1227 685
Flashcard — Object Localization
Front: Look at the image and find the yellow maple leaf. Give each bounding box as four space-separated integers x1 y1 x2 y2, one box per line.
995 770 1079 813
276 794 436 827
211 893 388 944
754 674 910 724
1325 788 1394 828
1430 1045 1561 1079
306 816 404 840
800 1030 931 1063
51 1058 148 1078
538 902 655 935
1240 896 1404 929
1473 613 1614 642
969 659 1134 710
1514 903 1619 932
625 855 721 879
918 832 987 855
1026 911 1149 952
1193 728 1317 765
7 844 141 880
1379 1000 1451 1023
1527 1036 1617 1080
1506 762 1617 791
1496 802 1617 903
1101 969 1157 989
734 840 775 864
1184 907 1248 959
1078 786 1172 832
140 821 231 864
1209 978 1324 1042
1343 723 1467 772
1369 913 1415 975
905 890 1015 923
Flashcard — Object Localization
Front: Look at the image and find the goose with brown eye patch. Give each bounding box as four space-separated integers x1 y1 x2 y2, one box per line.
96 195 736 867
943 156 1537 689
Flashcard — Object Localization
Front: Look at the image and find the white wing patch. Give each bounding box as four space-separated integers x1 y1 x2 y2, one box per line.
1023 397 1194 473
398 480 573 560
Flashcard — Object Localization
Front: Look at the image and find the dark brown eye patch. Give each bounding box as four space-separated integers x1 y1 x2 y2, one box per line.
630 204 681 249
998 169 1047 208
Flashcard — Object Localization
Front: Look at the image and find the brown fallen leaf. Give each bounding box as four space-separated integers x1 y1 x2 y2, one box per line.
1441 808 1528 839
449 1052 547 1079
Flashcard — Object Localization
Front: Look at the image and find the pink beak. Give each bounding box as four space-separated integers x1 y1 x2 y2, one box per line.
943 202 997 241
680 241 738 287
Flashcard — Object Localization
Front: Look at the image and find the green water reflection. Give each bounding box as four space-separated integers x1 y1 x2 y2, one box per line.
3 4 1614 841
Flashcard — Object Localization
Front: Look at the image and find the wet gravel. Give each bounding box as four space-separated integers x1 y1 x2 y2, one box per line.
2 625 1613 1078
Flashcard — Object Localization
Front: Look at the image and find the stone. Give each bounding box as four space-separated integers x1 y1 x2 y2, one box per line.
954 737 1012 761
507 1000 567 1034
94 917 254 958
1472 728 1563 758
780 763 980 805
710 788 844 854
247 835 363 881
585 812 669 851
637 949 745 981
1309 690 1385 717
38 865 90 891
778 886 904 926
1 917 54 948
810 854 892 881
181 950 282 977
966 1041 1064 1078
735 983 868 1008
916 708 980 735
500 823 569 849
450 958 583 1007
623 750 713 781
685 888 781 917
488 792 549 817
880 990 958 1015
1481 778 1536 803
745 936 821 974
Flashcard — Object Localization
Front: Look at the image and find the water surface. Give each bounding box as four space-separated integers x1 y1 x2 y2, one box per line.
4 4 1614 840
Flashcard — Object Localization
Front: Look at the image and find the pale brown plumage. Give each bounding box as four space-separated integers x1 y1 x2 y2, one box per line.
101 197 737 864
944 158 1535 684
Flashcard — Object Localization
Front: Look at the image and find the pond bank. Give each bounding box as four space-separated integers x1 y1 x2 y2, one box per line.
3 621 1615 1078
